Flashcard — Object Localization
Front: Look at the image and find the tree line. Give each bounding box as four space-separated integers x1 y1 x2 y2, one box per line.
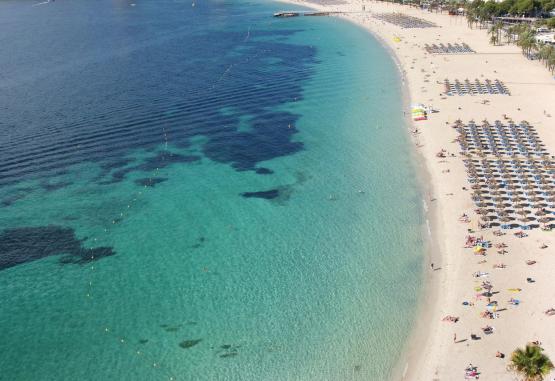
466 0 555 18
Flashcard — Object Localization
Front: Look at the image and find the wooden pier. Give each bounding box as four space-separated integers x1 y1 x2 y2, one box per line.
273 11 338 17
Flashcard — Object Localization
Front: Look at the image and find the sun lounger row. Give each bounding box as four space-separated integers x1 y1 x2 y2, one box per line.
373 13 437 28
425 43 474 54
444 79 510 96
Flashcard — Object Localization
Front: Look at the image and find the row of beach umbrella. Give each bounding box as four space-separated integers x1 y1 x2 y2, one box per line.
444 79 510 96
455 120 554 230
425 43 474 54
373 13 437 28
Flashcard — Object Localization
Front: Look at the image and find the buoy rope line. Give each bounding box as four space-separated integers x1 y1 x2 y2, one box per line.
84 126 178 380
80 24 265 379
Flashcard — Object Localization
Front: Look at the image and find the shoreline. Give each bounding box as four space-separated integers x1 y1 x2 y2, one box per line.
274 1 555 380
275 1 448 379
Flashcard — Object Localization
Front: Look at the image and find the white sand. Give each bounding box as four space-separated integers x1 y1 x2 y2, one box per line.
277 1 555 380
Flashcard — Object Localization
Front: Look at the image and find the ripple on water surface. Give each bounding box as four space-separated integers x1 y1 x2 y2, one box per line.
0 0 424 380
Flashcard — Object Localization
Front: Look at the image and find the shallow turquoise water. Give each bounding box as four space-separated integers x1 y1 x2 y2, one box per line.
0 1 425 380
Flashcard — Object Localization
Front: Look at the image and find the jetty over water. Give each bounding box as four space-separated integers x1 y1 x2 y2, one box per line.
273 11 343 17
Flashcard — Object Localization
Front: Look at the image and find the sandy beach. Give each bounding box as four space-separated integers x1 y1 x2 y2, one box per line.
277 1 555 380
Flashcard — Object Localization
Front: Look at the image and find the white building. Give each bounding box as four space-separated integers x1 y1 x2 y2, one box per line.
536 33 555 45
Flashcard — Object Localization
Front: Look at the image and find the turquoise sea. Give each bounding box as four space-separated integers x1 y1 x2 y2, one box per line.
0 0 425 380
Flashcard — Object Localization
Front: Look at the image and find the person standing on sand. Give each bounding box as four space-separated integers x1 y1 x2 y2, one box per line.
431 263 434 270
453 333 457 343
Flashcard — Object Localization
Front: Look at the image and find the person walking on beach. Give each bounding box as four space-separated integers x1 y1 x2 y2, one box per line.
431 263 434 270
453 333 457 343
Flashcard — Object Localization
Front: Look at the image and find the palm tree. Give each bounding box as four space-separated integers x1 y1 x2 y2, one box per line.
537 42 548 62
515 26 540 60
495 21 503 43
508 344 554 381
489 23 500 45
490 33 499 46
539 44 555 74
548 53 555 74
477 8 489 28
506 25 517 44
466 8 476 28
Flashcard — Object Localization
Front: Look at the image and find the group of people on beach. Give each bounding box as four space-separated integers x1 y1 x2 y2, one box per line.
433 174 554 376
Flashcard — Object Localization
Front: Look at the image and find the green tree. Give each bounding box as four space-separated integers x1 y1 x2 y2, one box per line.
541 0 555 12
489 22 504 45
490 33 499 45
508 344 554 381
540 44 555 73
511 0 542 16
466 0 553 19
517 27 538 57
466 7 477 28
495 21 504 42
548 54 555 74
484 0 501 17
506 24 517 43
499 0 516 14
